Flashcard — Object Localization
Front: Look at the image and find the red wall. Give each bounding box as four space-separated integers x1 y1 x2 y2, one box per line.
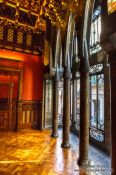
0 49 44 100
0 75 18 99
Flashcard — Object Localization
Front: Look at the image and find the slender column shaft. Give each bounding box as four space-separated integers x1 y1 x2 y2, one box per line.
78 71 90 167
51 78 59 138
104 62 111 153
109 60 116 175
61 67 71 148
72 79 77 127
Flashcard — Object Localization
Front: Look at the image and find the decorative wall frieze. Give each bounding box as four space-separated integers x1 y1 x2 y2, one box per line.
22 100 42 111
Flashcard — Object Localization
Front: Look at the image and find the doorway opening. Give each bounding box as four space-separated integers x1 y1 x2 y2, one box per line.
0 68 20 131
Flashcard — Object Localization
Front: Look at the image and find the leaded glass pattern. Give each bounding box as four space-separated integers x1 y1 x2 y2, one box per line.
7 28 14 42
26 34 32 46
90 7 102 55
17 31 23 44
90 73 104 142
70 64 104 143
0 26 4 40
90 64 103 74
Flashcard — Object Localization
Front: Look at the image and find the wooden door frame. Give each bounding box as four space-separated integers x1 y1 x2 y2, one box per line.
0 66 23 131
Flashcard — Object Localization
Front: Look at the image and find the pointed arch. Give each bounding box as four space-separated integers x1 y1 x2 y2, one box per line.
65 13 75 67
80 0 95 72
54 28 62 68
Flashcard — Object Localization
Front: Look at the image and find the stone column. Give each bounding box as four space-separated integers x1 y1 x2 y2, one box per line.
78 71 90 167
42 80 46 130
61 66 71 148
104 60 111 154
109 56 116 175
71 78 77 128
51 71 59 138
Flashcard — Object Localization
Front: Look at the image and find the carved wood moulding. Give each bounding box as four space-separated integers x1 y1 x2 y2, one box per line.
22 100 42 111
0 0 82 32
0 19 45 55
18 100 42 129
7 0 42 13
0 0 83 54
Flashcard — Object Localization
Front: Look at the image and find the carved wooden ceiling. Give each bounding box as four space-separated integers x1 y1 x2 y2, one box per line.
0 0 83 31
43 0 81 29
0 0 83 54
0 0 46 32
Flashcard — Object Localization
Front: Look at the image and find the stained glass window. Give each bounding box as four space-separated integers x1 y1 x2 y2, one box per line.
90 7 102 55
90 64 104 142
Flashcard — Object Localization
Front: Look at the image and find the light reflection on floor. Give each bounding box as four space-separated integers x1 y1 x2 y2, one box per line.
0 129 111 175
58 128 111 175
0 130 83 175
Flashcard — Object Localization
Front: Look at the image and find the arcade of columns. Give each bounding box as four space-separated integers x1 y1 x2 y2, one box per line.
45 1 116 175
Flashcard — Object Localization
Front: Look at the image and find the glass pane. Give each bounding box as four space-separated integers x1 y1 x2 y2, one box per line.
98 74 104 130
98 16 101 41
90 73 104 142
90 75 97 128
90 7 102 55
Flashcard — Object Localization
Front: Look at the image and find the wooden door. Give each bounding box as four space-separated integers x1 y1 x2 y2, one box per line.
0 83 10 131
0 73 18 131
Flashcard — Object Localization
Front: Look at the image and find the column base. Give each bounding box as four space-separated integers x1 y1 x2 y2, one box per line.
51 133 59 138
14 127 20 132
78 158 94 168
61 143 70 148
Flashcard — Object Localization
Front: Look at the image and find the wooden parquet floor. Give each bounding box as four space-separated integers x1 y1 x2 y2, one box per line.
0 130 93 175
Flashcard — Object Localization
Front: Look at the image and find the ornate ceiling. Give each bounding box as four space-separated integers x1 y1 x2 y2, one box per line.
0 0 82 32
43 0 80 29
0 0 46 32
0 0 83 55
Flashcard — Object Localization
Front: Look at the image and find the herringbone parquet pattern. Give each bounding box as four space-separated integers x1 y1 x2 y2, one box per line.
0 130 90 175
